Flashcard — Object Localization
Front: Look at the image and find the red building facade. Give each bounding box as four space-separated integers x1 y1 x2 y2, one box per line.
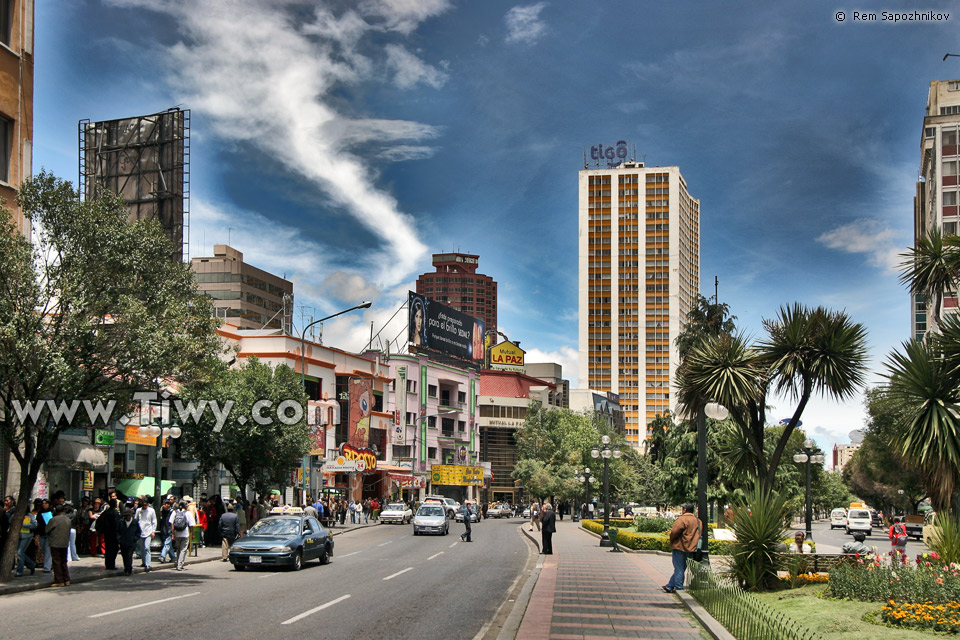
415 252 498 337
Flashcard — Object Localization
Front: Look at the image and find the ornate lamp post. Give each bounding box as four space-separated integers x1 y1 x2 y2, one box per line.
591 435 621 547
574 467 595 522
793 439 825 541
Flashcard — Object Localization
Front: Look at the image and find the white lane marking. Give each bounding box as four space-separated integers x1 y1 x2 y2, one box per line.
377 540 392 547
258 573 281 579
281 594 352 625
427 552 444 560
89 592 201 618
382 567 414 581
339 551 361 558
449 541 458 548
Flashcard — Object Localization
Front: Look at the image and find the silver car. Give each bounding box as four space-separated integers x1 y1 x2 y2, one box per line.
413 504 449 536
380 502 412 524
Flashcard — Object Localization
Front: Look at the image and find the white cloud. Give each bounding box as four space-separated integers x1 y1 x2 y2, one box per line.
524 345 579 389
767 391 869 470
112 0 453 288
505 2 548 46
377 145 437 161
817 219 903 271
385 44 449 89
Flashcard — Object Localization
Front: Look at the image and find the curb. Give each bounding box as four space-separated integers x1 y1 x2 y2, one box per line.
492 525 544 640
0 522 378 596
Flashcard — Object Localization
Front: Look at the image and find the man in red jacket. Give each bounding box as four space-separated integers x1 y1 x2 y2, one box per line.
663 503 700 593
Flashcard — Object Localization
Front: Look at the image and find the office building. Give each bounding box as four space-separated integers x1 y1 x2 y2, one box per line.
578 160 700 447
0 0 33 238
832 443 861 475
191 244 292 331
568 389 625 435
913 79 960 339
415 252 498 338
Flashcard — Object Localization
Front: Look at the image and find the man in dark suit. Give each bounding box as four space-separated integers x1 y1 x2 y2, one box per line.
218 503 241 561
540 502 557 554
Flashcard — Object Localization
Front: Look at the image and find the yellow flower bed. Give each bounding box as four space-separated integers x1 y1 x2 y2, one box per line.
780 573 829 584
880 600 960 633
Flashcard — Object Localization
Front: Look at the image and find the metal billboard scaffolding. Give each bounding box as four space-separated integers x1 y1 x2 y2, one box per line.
79 108 191 261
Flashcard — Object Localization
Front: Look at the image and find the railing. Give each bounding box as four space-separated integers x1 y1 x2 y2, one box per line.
686 559 823 640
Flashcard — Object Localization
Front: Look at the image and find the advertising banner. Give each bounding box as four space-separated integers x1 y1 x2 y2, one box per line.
94 429 115 446
348 377 373 448
490 340 526 372
83 471 95 491
394 366 407 445
340 443 377 474
306 400 327 456
431 464 484 486
408 292 485 363
322 456 358 474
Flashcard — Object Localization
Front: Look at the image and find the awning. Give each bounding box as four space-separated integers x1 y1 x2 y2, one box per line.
115 477 174 499
46 440 108 472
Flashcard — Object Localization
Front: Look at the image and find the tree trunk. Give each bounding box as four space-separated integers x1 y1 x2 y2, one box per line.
0 467 40 582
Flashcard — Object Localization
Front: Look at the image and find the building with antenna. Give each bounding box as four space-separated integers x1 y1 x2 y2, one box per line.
578 158 700 448
415 252 498 338
191 244 292 330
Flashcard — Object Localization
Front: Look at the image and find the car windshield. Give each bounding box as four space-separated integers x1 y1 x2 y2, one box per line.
385 504 406 511
418 506 444 517
248 518 300 537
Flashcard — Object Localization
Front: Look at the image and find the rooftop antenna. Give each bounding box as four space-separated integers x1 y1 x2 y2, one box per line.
714 276 718 302
583 148 588 169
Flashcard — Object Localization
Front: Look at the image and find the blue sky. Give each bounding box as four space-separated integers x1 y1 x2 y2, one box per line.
35 0 960 457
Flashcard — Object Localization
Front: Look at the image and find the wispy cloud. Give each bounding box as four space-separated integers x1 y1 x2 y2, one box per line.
505 2 548 46
108 0 450 288
817 220 903 272
385 44 448 89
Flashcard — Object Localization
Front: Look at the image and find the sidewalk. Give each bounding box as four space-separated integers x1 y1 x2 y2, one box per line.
0 519 377 596
513 520 710 640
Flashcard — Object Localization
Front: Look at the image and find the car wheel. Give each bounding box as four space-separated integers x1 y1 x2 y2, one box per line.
845 528 850 535
320 545 331 565
292 549 303 571
413 529 418 536
233 564 245 571
867 530 872 537
443 525 449 535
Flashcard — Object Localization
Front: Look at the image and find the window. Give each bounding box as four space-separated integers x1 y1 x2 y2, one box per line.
945 191 959 206
942 106 960 116
428 416 436 428
949 81 960 91
945 130 959 146
428 447 437 460
0 116 11 184
428 384 437 398
946 221 959 235
0 0 11 48
944 161 959 176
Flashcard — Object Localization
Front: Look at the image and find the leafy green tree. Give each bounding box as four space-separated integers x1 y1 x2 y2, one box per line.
0 172 221 582
897 227 960 329
812 470 855 514
178 357 311 498
677 304 868 492
674 294 737 360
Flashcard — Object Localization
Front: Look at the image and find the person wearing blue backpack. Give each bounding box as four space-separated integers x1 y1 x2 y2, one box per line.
169 501 195 571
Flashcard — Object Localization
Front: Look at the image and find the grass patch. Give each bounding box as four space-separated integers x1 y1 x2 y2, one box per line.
754 585 939 639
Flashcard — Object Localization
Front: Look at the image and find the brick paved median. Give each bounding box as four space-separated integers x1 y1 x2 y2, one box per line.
517 520 707 640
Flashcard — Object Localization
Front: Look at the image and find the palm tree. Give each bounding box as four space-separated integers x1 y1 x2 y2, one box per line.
885 319 960 511
898 227 960 331
677 304 868 491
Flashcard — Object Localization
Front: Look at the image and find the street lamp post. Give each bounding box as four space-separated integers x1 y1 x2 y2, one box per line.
575 467 595 522
699 402 729 565
590 435 621 547
299 301 372 503
793 439 825 541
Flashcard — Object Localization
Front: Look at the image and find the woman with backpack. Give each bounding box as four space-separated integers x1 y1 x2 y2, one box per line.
889 516 909 559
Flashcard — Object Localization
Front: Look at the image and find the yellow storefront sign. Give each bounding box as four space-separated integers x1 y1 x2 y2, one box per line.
490 340 525 372
431 465 483 486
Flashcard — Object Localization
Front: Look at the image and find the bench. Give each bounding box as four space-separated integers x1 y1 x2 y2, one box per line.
778 553 859 573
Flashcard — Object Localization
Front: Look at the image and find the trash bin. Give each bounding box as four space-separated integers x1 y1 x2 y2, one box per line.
189 525 203 557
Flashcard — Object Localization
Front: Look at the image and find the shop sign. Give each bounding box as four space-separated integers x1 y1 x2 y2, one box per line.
340 443 377 474
322 456 358 474
124 425 158 446
489 340 525 372
114 472 144 480
94 429 115 446
431 464 483 487
83 471 95 491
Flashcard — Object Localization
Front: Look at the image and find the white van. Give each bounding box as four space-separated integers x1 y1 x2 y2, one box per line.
846 508 873 536
830 508 847 529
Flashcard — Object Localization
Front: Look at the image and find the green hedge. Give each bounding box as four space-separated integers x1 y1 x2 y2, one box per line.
580 520 734 554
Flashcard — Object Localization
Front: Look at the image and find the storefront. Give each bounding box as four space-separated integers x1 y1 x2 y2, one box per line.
43 438 109 500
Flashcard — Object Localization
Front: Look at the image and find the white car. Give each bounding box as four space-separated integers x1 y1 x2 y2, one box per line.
846 508 873 536
379 502 412 524
830 508 847 530
422 496 460 519
413 504 449 536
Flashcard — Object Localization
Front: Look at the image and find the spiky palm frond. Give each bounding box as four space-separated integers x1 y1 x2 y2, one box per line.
675 332 764 413
898 227 960 326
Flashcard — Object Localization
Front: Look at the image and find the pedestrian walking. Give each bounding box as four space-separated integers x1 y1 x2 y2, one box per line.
170 501 195 571
46 505 71 587
662 503 700 593
889 516 909 560
158 498 175 563
64 501 80 562
540 502 556 554
219 503 241 561
460 502 473 542
134 498 157 572
117 509 141 576
34 499 52 574
87 497 103 556
529 501 541 532
98 499 121 570
16 506 36 576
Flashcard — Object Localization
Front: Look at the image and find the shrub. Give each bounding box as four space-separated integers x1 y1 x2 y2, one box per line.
929 512 960 565
728 487 790 591
830 552 960 604
633 516 674 533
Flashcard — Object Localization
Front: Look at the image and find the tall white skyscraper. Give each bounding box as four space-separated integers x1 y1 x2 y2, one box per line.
578 159 700 447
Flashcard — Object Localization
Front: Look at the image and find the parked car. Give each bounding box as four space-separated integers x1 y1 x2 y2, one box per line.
379 502 413 524
845 508 873 536
904 513 927 541
486 503 509 519
413 504 449 536
229 509 333 571
522 507 530 519
829 508 847 530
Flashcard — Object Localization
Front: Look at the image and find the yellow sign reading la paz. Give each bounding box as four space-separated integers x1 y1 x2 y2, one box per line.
490 340 525 371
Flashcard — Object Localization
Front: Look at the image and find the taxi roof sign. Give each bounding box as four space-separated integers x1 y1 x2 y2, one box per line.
269 506 304 515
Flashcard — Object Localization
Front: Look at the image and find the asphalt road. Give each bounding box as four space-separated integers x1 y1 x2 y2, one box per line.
800 519 931 555
0 516 533 640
